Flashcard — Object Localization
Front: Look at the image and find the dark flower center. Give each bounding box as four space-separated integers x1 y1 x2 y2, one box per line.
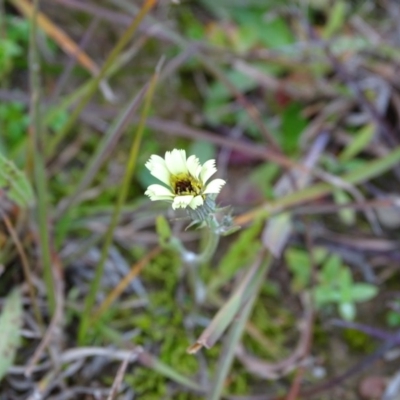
171 174 202 196
175 179 194 195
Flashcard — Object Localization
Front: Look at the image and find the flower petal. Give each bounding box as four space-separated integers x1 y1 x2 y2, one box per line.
189 195 204 209
145 184 174 197
145 155 171 185
200 159 217 184
203 178 226 194
145 154 165 167
146 195 174 202
186 155 201 178
165 149 188 175
172 195 194 209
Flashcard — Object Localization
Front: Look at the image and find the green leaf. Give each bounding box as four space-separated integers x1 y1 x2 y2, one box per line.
314 285 340 306
0 39 22 79
0 153 35 207
281 103 307 154
322 1 347 39
156 215 172 246
339 268 353 303
333 189 356 225
339 302 356 320
0 289 23 381
47 109 69 132
387 311 400 327
339 124 375 161
314 247 329 264
6 16 30 44
258 17 294 49
351 284 378 302
285 248 311 291
0 102 29 154
320 254 341 284
234 24 260 52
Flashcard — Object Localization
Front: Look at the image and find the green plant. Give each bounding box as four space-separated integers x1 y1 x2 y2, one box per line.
0 152 34 207
0 38 21 80
315 254 377 320
386 301 400 327
285 249 378 320
0 16 30 80
0 102 29 155
0 290 23 382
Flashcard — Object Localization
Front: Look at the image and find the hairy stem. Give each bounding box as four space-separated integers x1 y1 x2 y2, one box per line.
169 215 221 303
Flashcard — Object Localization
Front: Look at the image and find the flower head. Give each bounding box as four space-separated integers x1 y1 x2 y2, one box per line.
144 149 225 210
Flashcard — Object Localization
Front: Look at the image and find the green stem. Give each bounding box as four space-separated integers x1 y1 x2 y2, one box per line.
170 215 220 266
29 0 56 314
197 216 220 264
169 215 221 304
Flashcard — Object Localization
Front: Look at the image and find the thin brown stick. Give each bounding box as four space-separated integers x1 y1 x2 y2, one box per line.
286 367 306 400
0 209 43 326
107 354 131 400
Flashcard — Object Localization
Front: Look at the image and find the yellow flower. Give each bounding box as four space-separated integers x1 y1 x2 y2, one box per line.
145 149 225 210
